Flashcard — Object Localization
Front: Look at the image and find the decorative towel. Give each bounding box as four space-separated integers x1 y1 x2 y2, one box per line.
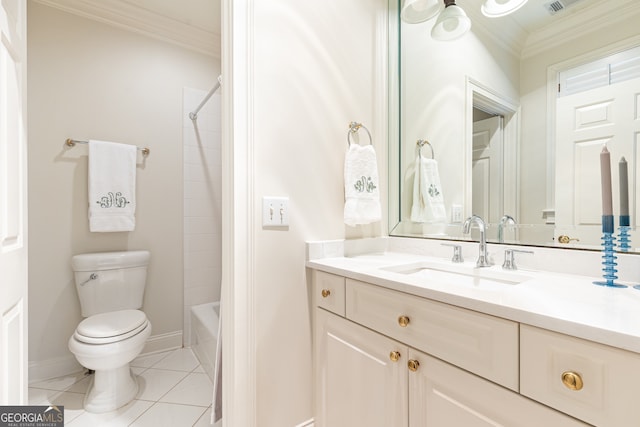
410 154 447 223
344 144 381 226
88 140 137 232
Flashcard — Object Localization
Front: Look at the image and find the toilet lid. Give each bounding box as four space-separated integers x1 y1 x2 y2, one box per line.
75 309 148 344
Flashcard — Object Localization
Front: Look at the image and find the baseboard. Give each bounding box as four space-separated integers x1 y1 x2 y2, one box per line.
28 355 82 385
294 419 314 427
29 330 183 383
141 330 183 355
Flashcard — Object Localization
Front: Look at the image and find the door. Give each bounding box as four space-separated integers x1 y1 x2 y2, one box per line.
0 0 28 405
408 349 588 426
555 77 640 246
315 309 408 427
472 116 503 224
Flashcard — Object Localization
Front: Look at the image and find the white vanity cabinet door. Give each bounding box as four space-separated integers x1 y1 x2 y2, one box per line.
521 325 640 427
408 349 589 427
313 270 346 316
346 279 519 390
314 308 408 427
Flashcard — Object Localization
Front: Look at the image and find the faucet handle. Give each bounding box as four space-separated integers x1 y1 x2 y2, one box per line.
502 249 534 270
441 243 464 263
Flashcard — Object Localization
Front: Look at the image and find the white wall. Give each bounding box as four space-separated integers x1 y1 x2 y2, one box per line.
27 2 218 380
183 87 222 345
247 1 389 425
399 20 520 228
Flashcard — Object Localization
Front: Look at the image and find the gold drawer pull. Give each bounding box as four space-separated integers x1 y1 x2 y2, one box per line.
321 289 331 298
561 371 583 391
389 351 401 362
398 315 410 327
408 359 420 372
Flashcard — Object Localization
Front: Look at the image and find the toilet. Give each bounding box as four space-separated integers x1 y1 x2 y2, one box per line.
68 250 152 413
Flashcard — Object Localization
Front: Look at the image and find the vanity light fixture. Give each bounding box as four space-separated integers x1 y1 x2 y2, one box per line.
481 0 528 17
401 0 442 24
431 0 471 41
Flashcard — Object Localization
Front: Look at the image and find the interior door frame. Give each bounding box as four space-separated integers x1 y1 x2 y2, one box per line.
465 77 520 224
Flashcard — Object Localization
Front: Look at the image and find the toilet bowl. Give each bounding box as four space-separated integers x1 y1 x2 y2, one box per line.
68 251 152 413
68 309 151 412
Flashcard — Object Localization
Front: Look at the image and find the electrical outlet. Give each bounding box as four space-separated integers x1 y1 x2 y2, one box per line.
451 204 463 223
262 197 289 228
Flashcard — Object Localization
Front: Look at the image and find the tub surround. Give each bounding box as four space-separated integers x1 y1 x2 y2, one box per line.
307 237 640 353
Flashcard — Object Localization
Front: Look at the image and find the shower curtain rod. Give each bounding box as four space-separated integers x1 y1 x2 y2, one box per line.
189 75 222 121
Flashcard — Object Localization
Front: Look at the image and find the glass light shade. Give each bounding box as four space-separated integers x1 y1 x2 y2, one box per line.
431 4 471 41
401 0 442 23
481 0 528 17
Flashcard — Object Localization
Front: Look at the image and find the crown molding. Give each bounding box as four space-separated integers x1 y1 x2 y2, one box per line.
32 0 220 59
465 5 525 60
521 0 640 59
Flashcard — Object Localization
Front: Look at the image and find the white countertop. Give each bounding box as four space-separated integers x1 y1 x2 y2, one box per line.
307 251 640 354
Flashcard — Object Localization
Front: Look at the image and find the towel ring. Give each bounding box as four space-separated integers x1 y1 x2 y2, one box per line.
417 139 434 159
347 121 373 146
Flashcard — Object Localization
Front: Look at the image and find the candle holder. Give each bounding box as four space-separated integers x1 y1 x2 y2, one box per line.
618 215 631 252
594 216 627 288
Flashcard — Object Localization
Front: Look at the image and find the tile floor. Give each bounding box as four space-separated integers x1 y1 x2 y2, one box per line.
29 348 221 427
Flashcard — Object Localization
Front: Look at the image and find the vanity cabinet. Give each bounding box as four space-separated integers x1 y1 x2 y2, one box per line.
312 271 588 427
521 324 640 427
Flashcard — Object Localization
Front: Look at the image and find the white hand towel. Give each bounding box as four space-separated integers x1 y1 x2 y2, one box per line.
344 144 381 226
88 140 137 232
411 155 447 223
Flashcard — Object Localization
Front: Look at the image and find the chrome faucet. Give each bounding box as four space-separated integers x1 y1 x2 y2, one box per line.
498 215 516 244
462 215 492 267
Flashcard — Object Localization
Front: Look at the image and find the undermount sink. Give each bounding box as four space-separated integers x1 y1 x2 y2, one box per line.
381 261 532 288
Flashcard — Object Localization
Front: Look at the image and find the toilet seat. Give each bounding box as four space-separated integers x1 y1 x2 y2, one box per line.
74 309 149 345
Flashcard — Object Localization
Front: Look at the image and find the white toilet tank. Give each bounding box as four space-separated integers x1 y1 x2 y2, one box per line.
72 250 150 317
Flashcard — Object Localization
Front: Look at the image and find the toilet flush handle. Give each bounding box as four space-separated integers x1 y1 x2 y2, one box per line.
80 273 98 286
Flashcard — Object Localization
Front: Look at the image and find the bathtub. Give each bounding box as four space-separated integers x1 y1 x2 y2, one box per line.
190 301 220 381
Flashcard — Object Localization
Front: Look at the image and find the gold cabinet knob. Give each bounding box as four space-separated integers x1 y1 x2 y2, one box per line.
558 235 580 244
561 371 583 391
389 351 401 362
408 359 420 372
398 315 410 327
321 289 331 298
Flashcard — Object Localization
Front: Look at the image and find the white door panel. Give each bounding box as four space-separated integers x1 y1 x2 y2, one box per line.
556 78 640 247
472 116 502 223
0 0 28 405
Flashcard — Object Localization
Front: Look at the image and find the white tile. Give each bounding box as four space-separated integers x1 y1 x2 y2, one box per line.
152 348 200 372
66 399 153 426
184 285 217 307
36 390 86 424
29 371 86 391
136 369 189 401
131 351 171 369
193 408 221 427
131 402 207 427
160 372 213 407
66 374 92 394
29 387 60 405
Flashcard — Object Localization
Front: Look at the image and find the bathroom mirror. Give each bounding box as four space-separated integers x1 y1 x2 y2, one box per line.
389 0 640 251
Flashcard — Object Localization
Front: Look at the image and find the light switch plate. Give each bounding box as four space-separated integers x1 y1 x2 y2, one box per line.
262 197 289 228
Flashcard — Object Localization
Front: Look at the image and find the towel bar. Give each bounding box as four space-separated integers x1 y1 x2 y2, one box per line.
416 139 434 159
66 138 150 157
347 121 373 146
